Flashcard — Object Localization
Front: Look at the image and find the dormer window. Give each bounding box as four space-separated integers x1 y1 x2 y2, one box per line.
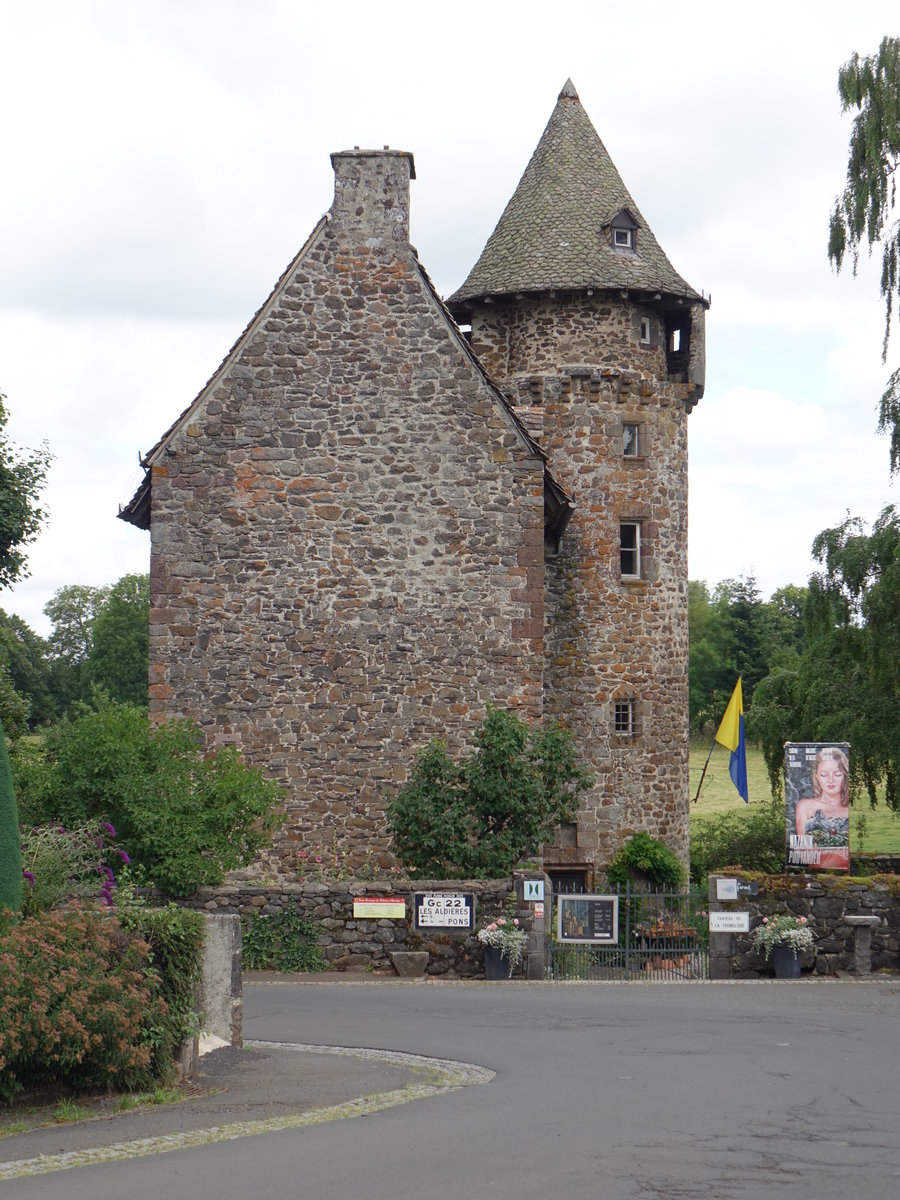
609 208 639 255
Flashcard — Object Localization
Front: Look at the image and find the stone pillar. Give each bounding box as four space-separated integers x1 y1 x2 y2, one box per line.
707 874 733 981
844 915 881 976
200 913 243 1047
516 872 550 980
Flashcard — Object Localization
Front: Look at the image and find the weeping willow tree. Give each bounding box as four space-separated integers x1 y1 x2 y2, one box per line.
828 36 900 471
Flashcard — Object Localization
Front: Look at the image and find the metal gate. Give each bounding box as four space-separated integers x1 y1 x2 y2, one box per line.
547 882 709 981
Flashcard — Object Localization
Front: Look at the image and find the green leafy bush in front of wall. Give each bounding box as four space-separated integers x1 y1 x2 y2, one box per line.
689 801 786 885
606 832 685 890
241 904 327 973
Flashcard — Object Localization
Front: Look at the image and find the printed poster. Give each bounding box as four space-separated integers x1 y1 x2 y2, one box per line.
785 743 850 872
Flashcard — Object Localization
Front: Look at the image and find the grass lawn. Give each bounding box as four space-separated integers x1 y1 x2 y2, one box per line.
689 742 900 855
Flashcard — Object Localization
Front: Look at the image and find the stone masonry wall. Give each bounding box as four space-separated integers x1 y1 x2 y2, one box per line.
147 151 546 875
468 293 697 875
179 878 531 978
709 873 900 978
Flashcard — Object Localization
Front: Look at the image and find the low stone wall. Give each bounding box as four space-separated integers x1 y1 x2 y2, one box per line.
851 853 900 875
709 873 900 979
178 876 539 978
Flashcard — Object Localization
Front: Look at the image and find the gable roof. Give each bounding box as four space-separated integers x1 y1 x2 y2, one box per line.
447 79 705 310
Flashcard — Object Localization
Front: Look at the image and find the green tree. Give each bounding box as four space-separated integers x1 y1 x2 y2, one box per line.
86 574 149 706
0 715 22 913
750 507 900 809
387 707 591 878
0 393 51 589
14 694 284 896
0 609 55 727
827 37 900 470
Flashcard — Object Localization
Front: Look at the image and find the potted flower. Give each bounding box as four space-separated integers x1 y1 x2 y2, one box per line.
751 914 814 978
477 916 528 980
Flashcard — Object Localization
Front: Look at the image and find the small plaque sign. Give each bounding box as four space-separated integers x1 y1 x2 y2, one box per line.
523 880 545 902
414 893 474 930
709 911 750 933
557 894 618 944
534 902 545 920
737 881 759 896
716 878 739 900
353 897 407 920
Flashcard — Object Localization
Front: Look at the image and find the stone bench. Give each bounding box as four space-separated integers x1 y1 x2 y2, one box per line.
844 915 881 975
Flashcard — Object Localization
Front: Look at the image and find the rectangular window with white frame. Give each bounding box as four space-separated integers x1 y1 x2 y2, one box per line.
622 423 640 458
620 521 641 578
613 700 639 738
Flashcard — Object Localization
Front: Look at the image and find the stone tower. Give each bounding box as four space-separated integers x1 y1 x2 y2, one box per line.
448 80 708 880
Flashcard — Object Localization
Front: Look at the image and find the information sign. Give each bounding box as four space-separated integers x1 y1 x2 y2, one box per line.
716 878 739 900
523 880 545 902
556 894 618 944
414 893 474 930
353 897 407 919
709 911 750 933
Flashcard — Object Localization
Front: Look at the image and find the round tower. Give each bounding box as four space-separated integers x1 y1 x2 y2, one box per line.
448 80 708 883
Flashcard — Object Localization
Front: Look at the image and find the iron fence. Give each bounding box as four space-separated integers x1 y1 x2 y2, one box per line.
547 881 709 981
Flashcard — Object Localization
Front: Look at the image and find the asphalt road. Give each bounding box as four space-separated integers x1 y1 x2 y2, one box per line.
5 978 900 1199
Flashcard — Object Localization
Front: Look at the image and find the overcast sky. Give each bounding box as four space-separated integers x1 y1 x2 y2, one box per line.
1 0 899 636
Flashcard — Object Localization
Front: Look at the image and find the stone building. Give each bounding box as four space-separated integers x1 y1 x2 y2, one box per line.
122 80 707 885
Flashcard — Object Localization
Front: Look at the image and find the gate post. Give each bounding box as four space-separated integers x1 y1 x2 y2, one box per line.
515 872 551 979
708 874 734 980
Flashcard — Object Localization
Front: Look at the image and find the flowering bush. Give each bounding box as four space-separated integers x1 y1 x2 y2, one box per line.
0 906 167 1102
477 916 528 968
751 913 814 961
19 820 129 916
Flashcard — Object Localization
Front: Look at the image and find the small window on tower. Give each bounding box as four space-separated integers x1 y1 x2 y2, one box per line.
614 700 639 738
640 317 651 344
613 227 633 249
623 423 640 458
620 521 641 578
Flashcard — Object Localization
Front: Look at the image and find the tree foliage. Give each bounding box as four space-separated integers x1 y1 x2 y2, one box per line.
13 693 284 896
387 707 591 879
0 393 51 590
86 573 149 705
750 506 900 809
827 37 900 472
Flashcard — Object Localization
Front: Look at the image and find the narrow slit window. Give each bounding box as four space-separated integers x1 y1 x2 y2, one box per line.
620 521 641 577
639 317 651 344
623 423 640 458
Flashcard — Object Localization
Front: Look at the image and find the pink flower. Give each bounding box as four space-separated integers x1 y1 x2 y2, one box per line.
315 856 322 863
513 919 519 926
762 917 769 924
298 851 308 859
800 917 808 924
497 918 506 926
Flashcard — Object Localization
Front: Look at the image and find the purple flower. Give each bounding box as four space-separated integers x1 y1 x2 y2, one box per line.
22 871 35 885
95 837 104 848
102 866 115 881
103 822 117 838
118 850 131 865
100 890 114 907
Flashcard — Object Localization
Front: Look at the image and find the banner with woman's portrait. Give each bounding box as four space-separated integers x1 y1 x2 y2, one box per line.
785 743 850 871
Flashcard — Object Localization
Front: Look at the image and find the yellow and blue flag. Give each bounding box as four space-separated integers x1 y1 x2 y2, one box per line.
715 678 749 803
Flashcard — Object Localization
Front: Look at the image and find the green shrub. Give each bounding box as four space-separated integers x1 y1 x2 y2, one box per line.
607 832 685 890
12 693 284 896
0 715 21 913
241 904 326 973
0 907 166 1103
19 820 128 915
116 887 204 1066
689 801 786 885
387 707 591 879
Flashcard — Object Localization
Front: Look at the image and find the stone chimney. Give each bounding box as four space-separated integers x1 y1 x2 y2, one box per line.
329 147 416 244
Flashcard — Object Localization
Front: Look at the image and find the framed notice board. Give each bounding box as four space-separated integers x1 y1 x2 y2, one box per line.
556 894 619 944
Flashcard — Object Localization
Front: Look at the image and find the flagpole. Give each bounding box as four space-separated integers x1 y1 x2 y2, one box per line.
691 739 716 804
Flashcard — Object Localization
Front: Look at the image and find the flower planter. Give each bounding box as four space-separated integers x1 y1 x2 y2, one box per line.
483 943 513 980
771 944 802 979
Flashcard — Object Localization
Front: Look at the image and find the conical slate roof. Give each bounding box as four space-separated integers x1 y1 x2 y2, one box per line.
448 80 703 308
